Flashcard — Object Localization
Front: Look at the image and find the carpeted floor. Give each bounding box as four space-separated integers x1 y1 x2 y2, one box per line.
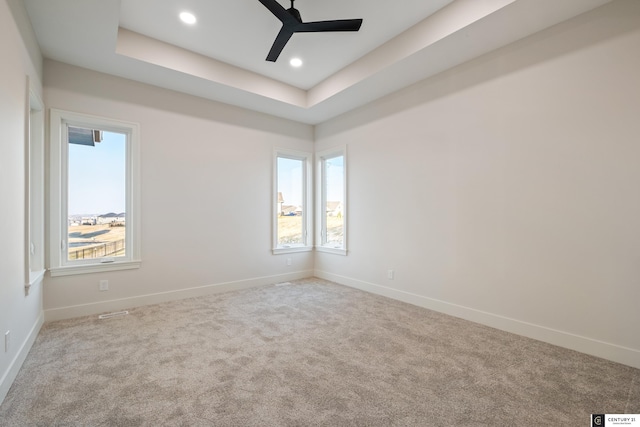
1 278 638 426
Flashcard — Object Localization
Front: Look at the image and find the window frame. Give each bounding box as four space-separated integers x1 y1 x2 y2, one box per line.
25 78 46 293
49 109 141 276
273 148 313 254
316 146 347 255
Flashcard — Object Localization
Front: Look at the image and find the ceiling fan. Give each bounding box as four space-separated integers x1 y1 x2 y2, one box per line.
258 0 363 62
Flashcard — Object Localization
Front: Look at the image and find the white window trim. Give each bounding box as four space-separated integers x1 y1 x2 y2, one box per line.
273 148 313 254
49 109 141 276
316 146 347 256
25 77 46 293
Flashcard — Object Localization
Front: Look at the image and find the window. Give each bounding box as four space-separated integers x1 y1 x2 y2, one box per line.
49 109 141 276
273 149 312 253
25 80 45 293
316 147 347 255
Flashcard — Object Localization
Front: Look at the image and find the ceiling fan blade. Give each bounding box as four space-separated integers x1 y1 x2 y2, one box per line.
258 0 297 25
266 27 294 62
297 19 363 33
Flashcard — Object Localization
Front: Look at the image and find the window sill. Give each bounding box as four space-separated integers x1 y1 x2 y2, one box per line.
25 269 46 295
272 246 313 255
28 269 46 287
50 260 141 277
315 246 347 256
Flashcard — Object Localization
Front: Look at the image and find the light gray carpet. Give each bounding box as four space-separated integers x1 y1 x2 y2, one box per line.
1 278 638 426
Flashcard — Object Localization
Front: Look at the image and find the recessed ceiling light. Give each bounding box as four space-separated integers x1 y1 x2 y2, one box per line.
290 58 303 68
179 12 196 25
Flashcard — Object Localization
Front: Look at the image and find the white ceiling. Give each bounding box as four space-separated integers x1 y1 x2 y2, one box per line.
118 0 455 90
24 0 612 124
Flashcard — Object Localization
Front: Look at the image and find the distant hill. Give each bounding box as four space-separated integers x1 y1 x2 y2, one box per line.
98 212 125 218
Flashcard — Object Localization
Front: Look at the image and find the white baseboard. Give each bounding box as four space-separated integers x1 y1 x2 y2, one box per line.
44 270 314 322
0 311 44 405
315 270 640 369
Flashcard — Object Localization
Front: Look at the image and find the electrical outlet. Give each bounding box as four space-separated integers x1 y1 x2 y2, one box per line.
4 331 9 352
99 280 109 291
387 269 394 280
286 257 292 266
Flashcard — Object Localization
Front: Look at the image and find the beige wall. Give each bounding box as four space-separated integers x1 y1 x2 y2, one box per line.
0 0 44 402
315 0 640 367
43 61 315 319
